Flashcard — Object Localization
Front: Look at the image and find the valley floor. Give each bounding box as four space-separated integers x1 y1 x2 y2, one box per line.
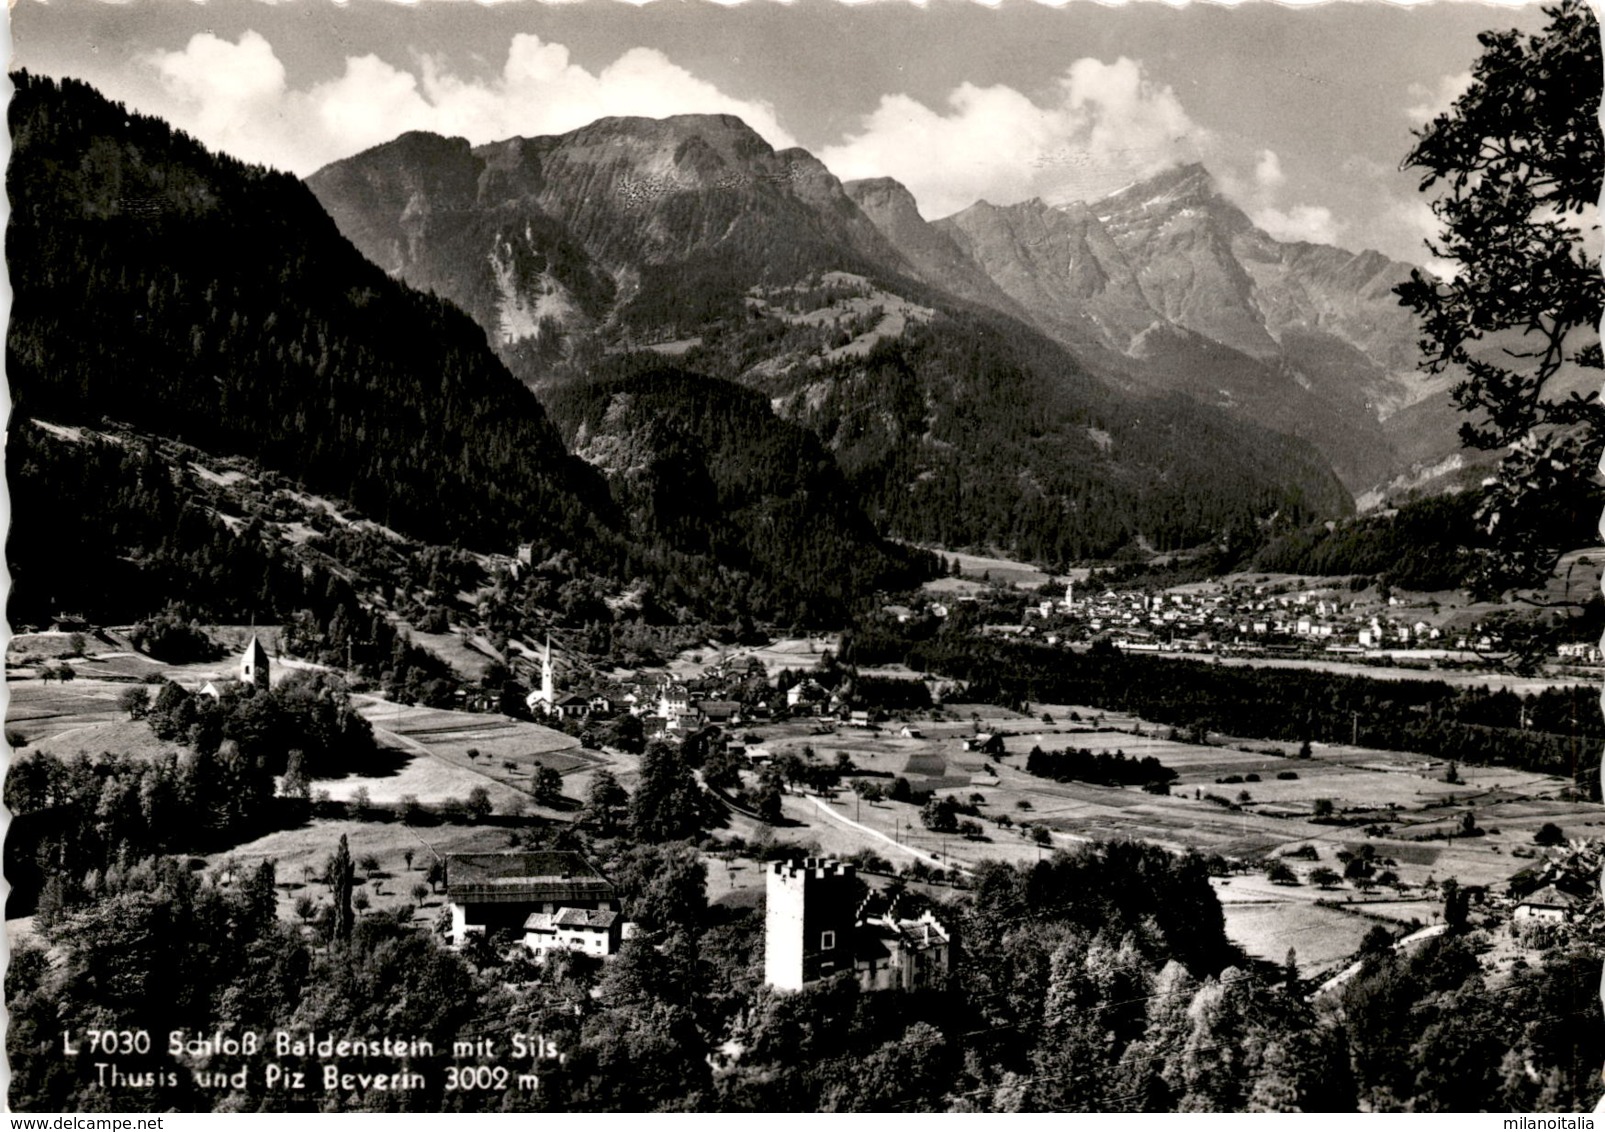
8 639 1594 982
705 700 1594 978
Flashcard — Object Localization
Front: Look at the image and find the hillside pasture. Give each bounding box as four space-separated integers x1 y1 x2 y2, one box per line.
402 626 499 682
7 680 132 744
920 549 1054 588
9 631 104 660
1216 896 1379 972
202 818 521 931
314 741 529 811
27 718 183 761
58 653 171 681
667 635 842 680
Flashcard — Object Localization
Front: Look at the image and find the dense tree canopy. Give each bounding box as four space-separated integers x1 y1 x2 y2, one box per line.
1395 0 1604 596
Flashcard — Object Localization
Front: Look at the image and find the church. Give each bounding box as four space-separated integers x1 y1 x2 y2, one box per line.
240 635 270 690
202 635 272 699
524 637 557 716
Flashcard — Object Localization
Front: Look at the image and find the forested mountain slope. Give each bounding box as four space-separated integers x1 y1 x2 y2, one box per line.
675 295 1353 562
7 72 610 558
544 364 928 621
6 73 926 625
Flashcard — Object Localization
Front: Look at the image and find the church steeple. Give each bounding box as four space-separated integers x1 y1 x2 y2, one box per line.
523 636 558 717
538 636 555 711
241 635 270 691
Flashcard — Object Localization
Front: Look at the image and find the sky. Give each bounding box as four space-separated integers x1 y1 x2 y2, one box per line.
9 0 1559 266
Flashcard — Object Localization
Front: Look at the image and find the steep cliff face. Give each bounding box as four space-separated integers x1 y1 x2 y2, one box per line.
842 178 1031 321
926 163 1448 494
934 197 1160 356
1092 164 1282 359
308 115 919 359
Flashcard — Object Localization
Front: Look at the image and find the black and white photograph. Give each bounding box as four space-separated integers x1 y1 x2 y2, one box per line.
4 0 1602 1115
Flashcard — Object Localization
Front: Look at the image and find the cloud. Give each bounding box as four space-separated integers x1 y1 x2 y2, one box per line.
816 61 1371 252
1405 70 1473 123
147 30 290 161
141 30 796 175
1253 203 1342 245
1213 148 1346 245
817 57 1210 219
1253 148 1284 190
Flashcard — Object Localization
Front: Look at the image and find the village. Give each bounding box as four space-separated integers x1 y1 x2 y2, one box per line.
912 559 1605 669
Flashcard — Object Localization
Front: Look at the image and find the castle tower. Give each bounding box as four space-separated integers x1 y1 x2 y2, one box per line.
764 858 858 991
241 635 270 691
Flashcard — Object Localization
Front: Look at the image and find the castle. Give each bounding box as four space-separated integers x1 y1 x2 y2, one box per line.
763 858 952 994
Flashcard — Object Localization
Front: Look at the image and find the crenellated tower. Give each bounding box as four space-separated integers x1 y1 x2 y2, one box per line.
763 858 858 991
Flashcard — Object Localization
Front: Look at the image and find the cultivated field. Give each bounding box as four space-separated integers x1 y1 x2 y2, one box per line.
347 696 604 813
729 696 1594 975
1145 650 1588 695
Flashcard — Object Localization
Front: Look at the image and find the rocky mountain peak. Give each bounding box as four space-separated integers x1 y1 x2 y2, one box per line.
1089 162 1215 212
844 176 920 210
562 112 774 156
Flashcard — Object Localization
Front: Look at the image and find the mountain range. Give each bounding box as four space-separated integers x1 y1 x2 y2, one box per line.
929 167 1431 491
309 119 1472 501
11 73 1462 641
307 114 1355 566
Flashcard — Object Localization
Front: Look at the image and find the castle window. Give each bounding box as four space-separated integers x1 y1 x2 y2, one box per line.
820 930 836 950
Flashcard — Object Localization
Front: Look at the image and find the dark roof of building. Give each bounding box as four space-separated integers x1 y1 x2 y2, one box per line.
524 907 620 931
890 916 950 947
555 907 619 929
1521 884 1581 908
446 851 614 906
854 924 893 963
